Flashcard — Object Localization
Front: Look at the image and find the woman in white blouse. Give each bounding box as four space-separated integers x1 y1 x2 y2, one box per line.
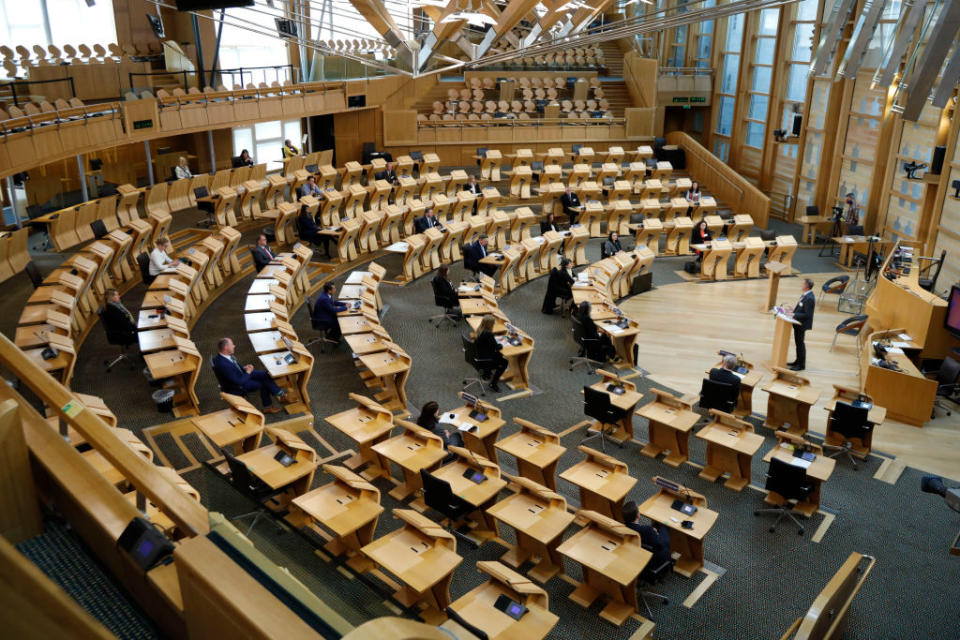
174 156 192 180
149 237 178 277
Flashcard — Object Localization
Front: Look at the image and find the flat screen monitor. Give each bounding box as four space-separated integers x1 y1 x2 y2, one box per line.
945 285 960 338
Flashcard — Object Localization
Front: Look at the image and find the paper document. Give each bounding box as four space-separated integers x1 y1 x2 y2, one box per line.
732 371 745 379
457 422 476 432
386 242 408 252
578 272 589 282
439 412 459 426
787 457 812 469
898 333 911 341
604 324 625 334
891 341 912 349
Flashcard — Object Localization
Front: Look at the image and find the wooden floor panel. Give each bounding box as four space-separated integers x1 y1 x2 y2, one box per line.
619 275 960 482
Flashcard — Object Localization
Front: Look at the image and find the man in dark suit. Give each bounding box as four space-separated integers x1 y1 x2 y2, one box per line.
300 175 322 198
212 338 287 414
560 186 582 225
414 208 444 233
542 257 574 314
788 278 815 371
297 205 331 257
540 213 559 234
622 501 672 569
709 354 741 397
311 282 348 340
464 234 498 277
463 174 482 197
374 162 398 185
251 234 275 273
101 288 137 346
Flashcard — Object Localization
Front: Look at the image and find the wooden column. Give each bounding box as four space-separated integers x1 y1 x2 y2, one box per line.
0 399 43 543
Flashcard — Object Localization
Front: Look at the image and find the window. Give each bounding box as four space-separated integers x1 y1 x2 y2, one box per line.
749 94 769 121
721 54 740 93
233 119 301 171
219 7 291 85
717 96 735 136
745 121 766 148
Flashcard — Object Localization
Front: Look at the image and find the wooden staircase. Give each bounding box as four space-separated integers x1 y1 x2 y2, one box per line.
597 41 624 78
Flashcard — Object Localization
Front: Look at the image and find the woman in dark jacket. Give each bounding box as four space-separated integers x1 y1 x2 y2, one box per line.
474 314 508 392
576 301 617 361
602 231 623 258
691 220 712 259
542 257 575 314
416 400 463 449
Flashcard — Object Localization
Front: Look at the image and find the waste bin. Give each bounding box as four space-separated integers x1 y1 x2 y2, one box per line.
152 389 175 413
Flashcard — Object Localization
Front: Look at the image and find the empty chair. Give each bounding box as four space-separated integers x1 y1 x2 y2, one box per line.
447 88 459 101
569 315 606 374
482 77 494 90
819 275 849 304
754 457 814 535
924 356 960 417
510 100 523 113
484 100 497 113
822 402 872 469
221 449 287 535
432 100 444 114
535 88 546 100
419 469 478 548
472 88 484 101
522 88 533 100
459 88 471 101
919 249 946 292
830 314 867 352
461 334 493 396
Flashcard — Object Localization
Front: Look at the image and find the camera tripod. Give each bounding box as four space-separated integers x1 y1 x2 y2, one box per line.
817 213 844 258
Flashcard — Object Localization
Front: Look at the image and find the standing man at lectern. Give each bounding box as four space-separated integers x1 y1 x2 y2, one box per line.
786 278 815 371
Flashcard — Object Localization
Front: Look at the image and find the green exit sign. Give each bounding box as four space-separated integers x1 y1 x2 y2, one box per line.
672 97 689 103
133 119 153 130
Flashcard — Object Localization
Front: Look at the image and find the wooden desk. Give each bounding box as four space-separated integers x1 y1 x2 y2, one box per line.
432 446 506 536
797 215 830 244
497 330 535 391
765 261 786 311
248 329 292 355
138 328 176 354
236 427 318 497
371 419 446 500
359 509 463 619
861 330 937 426
442 393 504 462
495 418 565 491
586 373 643 442
709 353 762 417
325 393 394 475
143 338 200 417
291 464 383 557
486 476 575 583
191 393 264 454
834 235 889 267
448 561 558 640
342 330 391 356
244 311 281 333
357 347 410 412
762 441 835 516
338 312 380 336
637 481 718 577
557 509 651 626
823 385 886 458
597 318 641 369
761 367 821 436
696 410 765 491
559 445 637 520
258 344 313 414
637 388 699 467
137 309 169 331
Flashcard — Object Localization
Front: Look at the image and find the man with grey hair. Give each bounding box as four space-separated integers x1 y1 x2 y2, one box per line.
787 278 816 371
709 354 741 396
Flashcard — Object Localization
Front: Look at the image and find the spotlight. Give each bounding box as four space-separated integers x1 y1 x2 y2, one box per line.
921 476 960 513
902 161 927 180
952 179 960 198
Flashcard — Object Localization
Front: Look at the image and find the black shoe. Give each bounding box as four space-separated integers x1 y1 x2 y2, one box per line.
786 361 797 367
788 364 805 371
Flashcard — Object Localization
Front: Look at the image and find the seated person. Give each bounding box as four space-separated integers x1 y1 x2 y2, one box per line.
464 234 498 277
234 149 255 168
282 138 300 158
374 161 398 185
212 338 288 414
174 156 192 180
540 212 560 234
463 174 482 197
300 174 322 198
416 400 464 451
709 354 742 397
474 314 508 392
431 264 461 316
576 301 617 362
691 220 712 260
297 205 331 257
602 231 623 258
414 207 444 233
251 233 275 273
622 500 672 569
560 186 582 225
542 257 574 314
101 288 138 346
149 237 178 277
311 282 348 341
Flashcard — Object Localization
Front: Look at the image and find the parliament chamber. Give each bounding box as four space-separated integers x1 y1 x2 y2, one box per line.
2 1 960 639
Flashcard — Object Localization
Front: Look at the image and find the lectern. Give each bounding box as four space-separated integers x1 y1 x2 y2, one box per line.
771 310 799 369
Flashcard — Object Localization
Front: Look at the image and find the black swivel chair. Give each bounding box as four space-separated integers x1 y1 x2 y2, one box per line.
754 457 814 535
919 249 945 292
419 469 478 549
581 385 626 451
698 379 738 414
637 542 674 619
221 448 287 535
461 334 493 396
136 252 156 285
822 402 872 469
304 296 340 353
98 306 137 372
429 278 460 328
923 356 960 417
569 315 605 373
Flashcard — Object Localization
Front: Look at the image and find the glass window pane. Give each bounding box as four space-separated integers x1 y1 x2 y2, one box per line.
745 121 765 148
752 66 772 92
700 19 714 35
255 120 282 140
758 8 780 36
797 0 819 21
47 0 116 48
283 120 302 144
756 37 775 64
725 14 744 52
0 0 46 49
749 94 769 121
793 23 815 62
233 127 254 157
786 63 809 102
721 53 740 93
697 35 712 60
674 25 687 44
256 143 279 170
717 96 735 136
